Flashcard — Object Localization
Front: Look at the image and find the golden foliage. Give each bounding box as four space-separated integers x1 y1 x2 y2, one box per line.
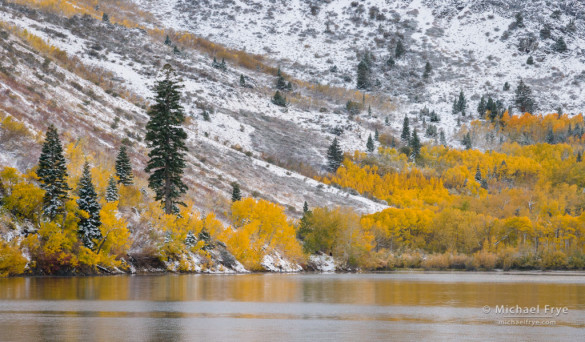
0 240 27 276
218 198 304 271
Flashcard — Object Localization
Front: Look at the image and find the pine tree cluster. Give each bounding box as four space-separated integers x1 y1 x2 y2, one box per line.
452 90 467 116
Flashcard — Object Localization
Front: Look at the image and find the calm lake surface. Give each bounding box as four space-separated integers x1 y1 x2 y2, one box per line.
0 272 584 341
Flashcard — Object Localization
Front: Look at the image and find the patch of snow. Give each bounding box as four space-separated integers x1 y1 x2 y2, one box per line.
261 250 302 272
309 254 336 273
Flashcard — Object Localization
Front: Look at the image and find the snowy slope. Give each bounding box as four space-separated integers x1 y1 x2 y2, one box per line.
0 1 387 216
133 0 585 127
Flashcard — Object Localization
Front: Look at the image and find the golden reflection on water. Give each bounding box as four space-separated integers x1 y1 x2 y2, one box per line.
0 273 584 342
0 273 584 308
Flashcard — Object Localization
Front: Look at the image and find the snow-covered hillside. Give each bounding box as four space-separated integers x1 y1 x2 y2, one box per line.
134 0 585 121
0 1 387 218
2 0 585 217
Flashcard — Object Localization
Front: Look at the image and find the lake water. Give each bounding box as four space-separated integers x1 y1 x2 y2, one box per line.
0 272 584 341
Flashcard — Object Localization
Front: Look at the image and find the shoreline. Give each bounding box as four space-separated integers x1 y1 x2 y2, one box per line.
5 268 585 279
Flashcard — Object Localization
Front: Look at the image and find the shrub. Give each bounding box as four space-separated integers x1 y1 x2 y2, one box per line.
471 250 497 270
0 240 27 276
422 253 450 270
567 253 585 270
541 251 568 270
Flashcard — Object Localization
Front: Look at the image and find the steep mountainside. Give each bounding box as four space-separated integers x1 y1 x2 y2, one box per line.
135 0 585 120
0 1 387 218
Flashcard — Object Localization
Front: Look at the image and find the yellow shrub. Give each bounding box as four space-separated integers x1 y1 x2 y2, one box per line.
422 253 450 270
220 198 305 271
0 240 27 276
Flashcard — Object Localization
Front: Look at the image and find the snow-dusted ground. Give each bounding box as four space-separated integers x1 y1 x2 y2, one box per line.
133 0 585 148
0 2 389 216
309 254 336 273
262 251 303 272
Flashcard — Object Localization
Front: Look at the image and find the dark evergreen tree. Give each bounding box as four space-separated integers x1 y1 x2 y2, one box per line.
105 177 119 202
231 182 242 202
386 57 395 68
503 82 510 91
239 74 246 87
430 111 440 122
400 116 410 145
202 110 211 121
287 81 293 91
410 130 421 160
540 25 551 40
374 128 379 141
385 116 390 126
276 67 287 90
423 61 432 79
37 125 71 219
439 130 447 146
475 165 482 182
462 132 472 150
272 91 287 107
577 151 583 163
102 13 109 22
515 80 535 113
514 12 524 28
164 35 172 46
297 202 313 241
356 60 370 89
115 145 134 186
366 134 375 153
327 138 344 172
477 96 486 117
487 97 498 121
77 162 102 249
457 90 467 115
145 64 188 214
395 40 405 59
546 128 555 144
554 37 567 53
526 56 534 65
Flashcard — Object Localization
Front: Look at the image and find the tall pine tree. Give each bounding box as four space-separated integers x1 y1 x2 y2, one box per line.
37 125 71 220
423 61 432 79
276 67 287 90
356 60 370 89
115 145 134 185
77 162 102 249
477 96 486 117
231 182 242 202
105 177 119 202
410 129 421 160
366 134 375 153
515 80 535 113
327 138 344 172
395 40 405 59
400 116 410 145
145 64 188 214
